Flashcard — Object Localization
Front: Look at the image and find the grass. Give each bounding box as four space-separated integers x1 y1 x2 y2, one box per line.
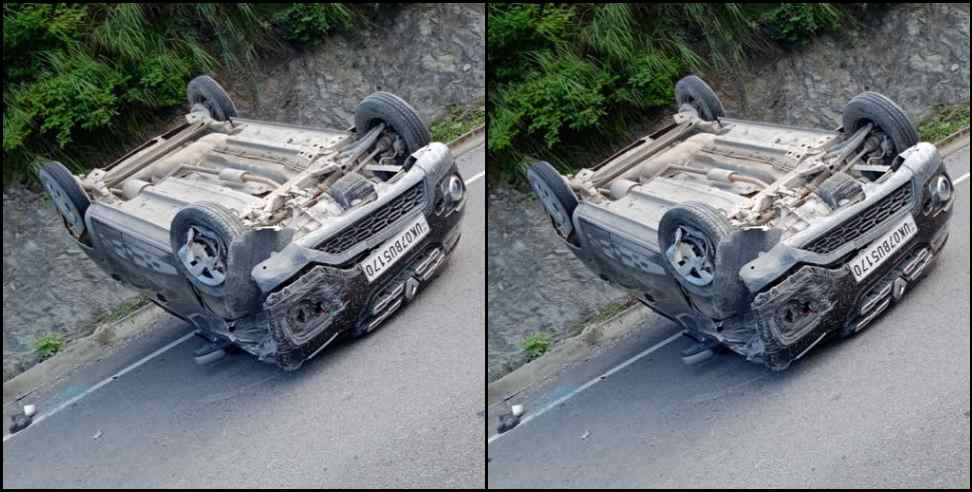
520 332 553 361
586 297 637 325
34 334 64 360
429 104 485 143
93 295 150 326
917 103 970 143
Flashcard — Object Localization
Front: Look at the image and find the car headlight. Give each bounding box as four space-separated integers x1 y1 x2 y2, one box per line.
932 174 953 203
923 173 953 216
446 174 465 203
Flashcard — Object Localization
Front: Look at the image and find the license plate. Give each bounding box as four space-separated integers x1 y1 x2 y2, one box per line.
848 214 917 282
360 214 430 283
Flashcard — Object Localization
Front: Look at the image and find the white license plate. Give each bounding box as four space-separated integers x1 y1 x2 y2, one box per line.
848 214 918 282
360 214 430 283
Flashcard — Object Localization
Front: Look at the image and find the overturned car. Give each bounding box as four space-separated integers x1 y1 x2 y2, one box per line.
39 76 467 370
528 76 953 370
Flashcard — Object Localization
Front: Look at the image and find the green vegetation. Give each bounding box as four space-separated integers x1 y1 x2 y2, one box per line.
487 3 849 185
917 103 970 143
272 4 354 45
94 296 150 326
587 297 637 325
520 332 553 361
430 104 486 143
34 334 65 360
3 3 356 187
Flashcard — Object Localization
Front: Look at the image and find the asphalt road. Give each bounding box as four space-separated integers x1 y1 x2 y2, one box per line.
488 143 971 488
2 145 486 488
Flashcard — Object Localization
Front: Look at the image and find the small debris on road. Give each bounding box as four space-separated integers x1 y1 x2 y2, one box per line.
497 404 525 433
92 430 103 440
9 405 35 434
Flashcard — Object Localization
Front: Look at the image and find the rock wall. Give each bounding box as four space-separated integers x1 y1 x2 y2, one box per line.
224 3 485 128
714 3 969 128
486 2 969 382
487 187 630 382
2 3 486 382
2 188 142 380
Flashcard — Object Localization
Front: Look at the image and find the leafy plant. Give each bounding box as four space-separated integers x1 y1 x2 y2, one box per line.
34 334 65 360
430 104 485 143
917 103 970 143
759 4 842 46
520 332 553 361
272 4 354 45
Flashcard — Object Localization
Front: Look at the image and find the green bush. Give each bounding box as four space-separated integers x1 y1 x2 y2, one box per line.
34 334 64 360
520 332 553 361
272 4 354 45
760 3 842 46
2 3 356 187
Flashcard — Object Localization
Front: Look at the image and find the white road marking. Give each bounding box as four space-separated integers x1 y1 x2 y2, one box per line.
3 331 197 444
487 331 684 446
466 171 486 185
954 172 970 185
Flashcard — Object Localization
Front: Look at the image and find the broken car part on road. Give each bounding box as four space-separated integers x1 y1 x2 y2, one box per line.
528 75 953 371
38 76 468 371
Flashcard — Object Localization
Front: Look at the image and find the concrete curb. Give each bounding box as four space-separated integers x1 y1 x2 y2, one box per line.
2 304 170 407
446 124 485 157
487 302 649 409
936 126 970 157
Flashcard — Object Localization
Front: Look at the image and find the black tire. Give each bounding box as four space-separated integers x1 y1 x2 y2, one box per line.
170 202 246 299
842 92 918 159
526 161 580 245
37 161 92 246
354 92 431 160
658 202 746 317
816 171 863 209
187 75 238 121
675 75 725 121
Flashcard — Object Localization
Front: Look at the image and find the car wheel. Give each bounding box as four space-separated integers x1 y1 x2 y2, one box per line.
38 161 92 247
170 202 246 298
842 91 918 159
187 75 238 121
354 92 431 163
658 202 746 317
675 75 725 122
527 161 580 246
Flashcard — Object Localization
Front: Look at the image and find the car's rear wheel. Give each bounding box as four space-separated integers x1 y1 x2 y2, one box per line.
354 92 430 165
527 161 580 246
170 202 246 298
187 75 238 121
38 161 93 247
658 202 746 317
842 91 918 161
675 75 725 122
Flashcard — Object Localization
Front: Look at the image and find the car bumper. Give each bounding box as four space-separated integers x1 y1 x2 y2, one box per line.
228 199 465 369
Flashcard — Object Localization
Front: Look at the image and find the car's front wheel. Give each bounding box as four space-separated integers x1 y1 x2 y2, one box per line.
658 202 746 318
170 202 246 297
354 92 431 166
